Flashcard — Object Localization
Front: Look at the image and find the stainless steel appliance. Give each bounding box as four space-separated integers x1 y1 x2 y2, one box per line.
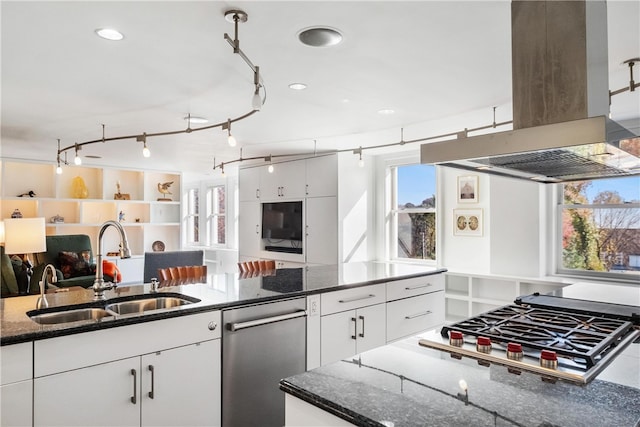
419 294 639 385
222 297 306 427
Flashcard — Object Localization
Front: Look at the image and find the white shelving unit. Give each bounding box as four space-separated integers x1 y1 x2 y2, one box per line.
0 159 182 257
444 271 568 321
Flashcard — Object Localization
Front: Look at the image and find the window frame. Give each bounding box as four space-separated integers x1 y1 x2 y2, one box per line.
205 183 226 246
385 160 437 264
183 180 229 249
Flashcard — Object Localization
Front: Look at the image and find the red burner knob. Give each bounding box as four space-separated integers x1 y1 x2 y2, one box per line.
540 350 558 369
449 331 464 347
476 336 492 353
506 342 524 361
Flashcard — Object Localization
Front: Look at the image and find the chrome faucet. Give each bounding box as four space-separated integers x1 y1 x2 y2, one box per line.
93 220 131 300
36 264 58 309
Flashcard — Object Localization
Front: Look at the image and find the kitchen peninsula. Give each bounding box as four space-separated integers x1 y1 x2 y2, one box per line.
280 281 640 427
0 261 446 427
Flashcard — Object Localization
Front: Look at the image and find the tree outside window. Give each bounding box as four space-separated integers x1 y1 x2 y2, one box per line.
561 176 640 278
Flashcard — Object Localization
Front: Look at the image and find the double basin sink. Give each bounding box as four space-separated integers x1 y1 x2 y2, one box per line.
27 293 201 325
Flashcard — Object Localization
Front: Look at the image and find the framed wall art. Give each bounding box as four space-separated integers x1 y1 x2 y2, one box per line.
453 208 483 236
457 175 478 203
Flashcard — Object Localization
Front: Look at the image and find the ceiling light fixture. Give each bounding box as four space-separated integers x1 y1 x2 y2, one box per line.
266 155 274 173
225 119 237 147
353 147 365 168
378 109 395 115
95 28 124 41
298 27 343 47
56 139 63 174
74 144 82 165
138 133 150 158
289 83 307 90
55 9 263 170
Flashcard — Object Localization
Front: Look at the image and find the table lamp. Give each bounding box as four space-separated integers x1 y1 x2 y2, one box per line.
4 217 46 294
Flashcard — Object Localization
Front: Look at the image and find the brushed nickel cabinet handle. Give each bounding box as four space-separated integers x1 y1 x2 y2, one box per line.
148 365 155 399
405 310 432 320
351 317 357 340
130 369 137 404
405 284 432 290
339 294 375 304
358 315 365 338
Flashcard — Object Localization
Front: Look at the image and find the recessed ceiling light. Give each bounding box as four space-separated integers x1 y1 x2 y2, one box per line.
95 28 124 41
289 83 307 90
378 109 395 115
298 27 343 47
85 155 102 159
184 116 209 124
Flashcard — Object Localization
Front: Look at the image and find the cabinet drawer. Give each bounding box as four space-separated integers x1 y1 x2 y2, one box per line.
1 342 33 384
320 284 386 316
35 310 221 377
386 291 444 342
386 274 444 302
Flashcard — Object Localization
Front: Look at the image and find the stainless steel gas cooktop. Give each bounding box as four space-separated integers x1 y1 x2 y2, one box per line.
419 299 639 385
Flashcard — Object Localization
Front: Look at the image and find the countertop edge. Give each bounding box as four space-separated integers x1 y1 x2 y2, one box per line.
279 380 383 427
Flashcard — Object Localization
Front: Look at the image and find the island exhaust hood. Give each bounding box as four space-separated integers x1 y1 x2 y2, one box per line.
421 1 640 183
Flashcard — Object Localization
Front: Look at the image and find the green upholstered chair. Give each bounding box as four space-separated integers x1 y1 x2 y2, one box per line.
1 245 61 297
33 234 113 289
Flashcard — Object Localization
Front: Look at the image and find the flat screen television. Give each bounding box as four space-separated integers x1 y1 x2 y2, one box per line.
261 201 303 241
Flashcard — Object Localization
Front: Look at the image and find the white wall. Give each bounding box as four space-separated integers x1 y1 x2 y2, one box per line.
338 152 376 263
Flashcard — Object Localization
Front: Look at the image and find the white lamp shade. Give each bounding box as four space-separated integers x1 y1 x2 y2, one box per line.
4 218 46 255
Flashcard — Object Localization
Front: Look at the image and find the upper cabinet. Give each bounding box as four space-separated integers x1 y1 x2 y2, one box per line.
259 160 307 200
0 160 182 256
305 155 337 198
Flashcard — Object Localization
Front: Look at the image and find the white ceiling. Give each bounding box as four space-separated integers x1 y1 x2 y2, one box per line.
2 1 639 176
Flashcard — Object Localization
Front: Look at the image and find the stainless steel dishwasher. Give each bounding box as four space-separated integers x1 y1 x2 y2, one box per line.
222 297 307 427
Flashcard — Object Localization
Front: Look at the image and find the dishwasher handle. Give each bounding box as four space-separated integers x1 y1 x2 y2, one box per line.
227 310 307 332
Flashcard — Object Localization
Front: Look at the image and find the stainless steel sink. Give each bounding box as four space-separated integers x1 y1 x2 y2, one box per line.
29 308 114 325
105 295 197 315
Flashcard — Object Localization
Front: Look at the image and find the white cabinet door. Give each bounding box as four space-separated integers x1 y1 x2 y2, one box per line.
305 197 337 265
238 201 261 258
260 161 306 200
354 303 386 354
239 166 262 202
305 155 337 198
320 303 386 366
34 357 140 427
141 340 221 427
321 310 357 365
1 381 32 427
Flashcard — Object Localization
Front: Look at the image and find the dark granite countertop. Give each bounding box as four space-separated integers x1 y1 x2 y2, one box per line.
281 336 640 427
280 281 640 426
0 261 445 345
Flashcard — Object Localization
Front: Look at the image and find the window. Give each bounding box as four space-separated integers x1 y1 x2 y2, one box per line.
184 183 227 247
185 188 199 245
559 176 640 279
206 185 226 245
389 164 436 261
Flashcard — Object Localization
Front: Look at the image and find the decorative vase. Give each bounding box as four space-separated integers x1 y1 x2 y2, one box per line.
71 176 89 199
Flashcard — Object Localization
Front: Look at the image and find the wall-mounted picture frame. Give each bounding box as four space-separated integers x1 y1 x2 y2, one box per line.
453 208 483 236
457 175 478 203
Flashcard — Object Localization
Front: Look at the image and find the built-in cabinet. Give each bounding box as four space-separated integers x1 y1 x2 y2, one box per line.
316 274 445 366
32 311 221 427
320 283 387 365
0 342 32 427
0 160 182 256
444 272 567 322
238 154 338 266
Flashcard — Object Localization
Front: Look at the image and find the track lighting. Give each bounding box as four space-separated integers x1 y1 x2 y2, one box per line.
54 9 263 167
138 133 150 157
74 144 82 165
226 119 237 147
56 139 63 174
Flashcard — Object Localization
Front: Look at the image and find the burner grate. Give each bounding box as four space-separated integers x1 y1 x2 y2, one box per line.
441 305 635 368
